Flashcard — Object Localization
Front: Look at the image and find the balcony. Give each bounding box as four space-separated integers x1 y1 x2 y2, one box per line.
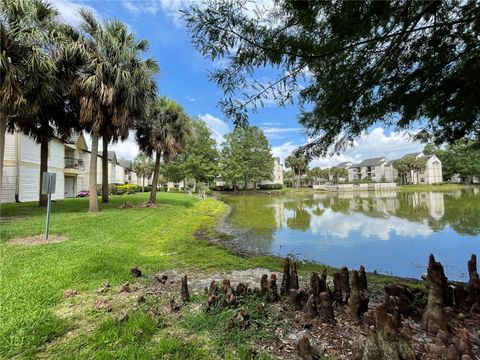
65 157 85 171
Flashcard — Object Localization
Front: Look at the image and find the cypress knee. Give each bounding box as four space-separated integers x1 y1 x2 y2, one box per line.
281 257 291 295
305 294 318 319
269 274 279 302
358 265 367 292
260 274 269 295
319 291 335 322
422 254 448 334
181 275 190 302
290 261 299 290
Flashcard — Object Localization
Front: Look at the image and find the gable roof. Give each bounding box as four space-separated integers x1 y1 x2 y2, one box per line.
107 151 116 162
333 161 353 168
358 157 388 166
402 152 422 159
118 159 133 169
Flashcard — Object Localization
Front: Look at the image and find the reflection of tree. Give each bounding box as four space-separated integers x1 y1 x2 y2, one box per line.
312 206 325 217
429 191 480 235
284 198 312 232
287 207 311 231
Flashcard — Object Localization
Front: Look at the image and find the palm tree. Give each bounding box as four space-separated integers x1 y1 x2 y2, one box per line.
136 97 189 205
0 0 72 202
72 11 158 212
285 154 309 188
132 153 154 192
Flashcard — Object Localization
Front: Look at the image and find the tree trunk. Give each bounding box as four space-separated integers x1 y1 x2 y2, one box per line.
89 130 99 212
0 115 6 202
149 151 161 204
142 177 145 193
39 136 48 207
297 173 301 188
102 137 109 203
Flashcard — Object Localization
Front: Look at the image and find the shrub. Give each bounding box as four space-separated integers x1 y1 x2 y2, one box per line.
258 183 283 190
115 184 137 195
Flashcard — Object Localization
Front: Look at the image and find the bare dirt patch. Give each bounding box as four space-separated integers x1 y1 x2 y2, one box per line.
8 235 67 246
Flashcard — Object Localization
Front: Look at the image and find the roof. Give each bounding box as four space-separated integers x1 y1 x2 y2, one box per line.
333 161 353 168
118 159 133 169
107 151 116 161
65 133 80 144
402 152 421 159
357 157 388 166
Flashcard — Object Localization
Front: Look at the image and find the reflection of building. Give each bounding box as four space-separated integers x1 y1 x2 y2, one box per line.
409 192 445 220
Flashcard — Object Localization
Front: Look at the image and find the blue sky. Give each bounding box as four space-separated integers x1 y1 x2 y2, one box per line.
55 0 425 167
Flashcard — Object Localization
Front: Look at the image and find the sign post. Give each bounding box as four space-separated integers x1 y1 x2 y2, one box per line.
42 172 56 240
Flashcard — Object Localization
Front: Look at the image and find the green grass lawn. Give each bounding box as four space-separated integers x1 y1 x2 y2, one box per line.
0 192 413 359
0 193 294 359
398 183 476 192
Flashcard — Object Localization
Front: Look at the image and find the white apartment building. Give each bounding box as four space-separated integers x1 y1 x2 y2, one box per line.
332 152 443 184
1 131 137 203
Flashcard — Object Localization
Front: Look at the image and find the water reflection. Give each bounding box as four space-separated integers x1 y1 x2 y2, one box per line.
222 189 480 280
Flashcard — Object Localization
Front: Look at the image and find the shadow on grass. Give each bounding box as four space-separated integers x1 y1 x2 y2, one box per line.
0 193 196 217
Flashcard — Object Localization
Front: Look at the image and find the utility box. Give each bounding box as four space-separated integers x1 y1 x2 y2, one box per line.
41 172 56 195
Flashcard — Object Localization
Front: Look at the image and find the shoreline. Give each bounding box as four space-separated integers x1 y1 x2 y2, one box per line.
207 195 424 288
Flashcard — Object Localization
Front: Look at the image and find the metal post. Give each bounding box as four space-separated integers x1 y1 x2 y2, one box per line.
45 176 52 240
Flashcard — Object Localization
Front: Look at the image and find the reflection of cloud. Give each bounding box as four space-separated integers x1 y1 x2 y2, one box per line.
308 209 433 241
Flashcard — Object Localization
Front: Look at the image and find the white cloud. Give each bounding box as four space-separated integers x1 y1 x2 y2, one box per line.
262 127 303 140
121 0 190 26
273 127 424 168
83 132 140 160
185 96 197 102
53 0 99 26
198 113 230 145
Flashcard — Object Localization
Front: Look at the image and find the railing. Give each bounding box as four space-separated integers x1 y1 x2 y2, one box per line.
65 157 85 171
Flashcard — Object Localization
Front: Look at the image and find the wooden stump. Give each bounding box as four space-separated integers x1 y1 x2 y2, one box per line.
305 294 318 319
290 261 299 290
181 275 190 302
340 266 351 302
319 291 335 323
131 267 142 278
332 272 343 302
269 274 279 302
208 280 218 296
353 302 415 360
290 288 307 310
260 274 269 295
348 270 368 319
236 282 249 296
309 272 321 298
206 294 219 313
422 254 448 334
281 257 291 295
320 269 328 293
222 279 232 293
358 265 367 293
295 334 320 360
466 254 480 306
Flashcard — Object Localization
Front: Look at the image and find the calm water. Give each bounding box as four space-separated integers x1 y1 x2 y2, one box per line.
221 188 480 281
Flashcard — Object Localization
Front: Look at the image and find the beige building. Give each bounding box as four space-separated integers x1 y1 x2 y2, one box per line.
1 131 137 203
332 152 443 184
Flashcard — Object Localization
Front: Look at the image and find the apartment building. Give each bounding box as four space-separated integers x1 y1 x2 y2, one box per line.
1 131 137 203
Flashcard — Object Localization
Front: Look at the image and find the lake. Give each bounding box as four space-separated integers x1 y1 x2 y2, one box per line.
220 188 480 281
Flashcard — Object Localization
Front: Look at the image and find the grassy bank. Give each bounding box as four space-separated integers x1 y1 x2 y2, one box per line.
398 183 476 192
0 192 412 359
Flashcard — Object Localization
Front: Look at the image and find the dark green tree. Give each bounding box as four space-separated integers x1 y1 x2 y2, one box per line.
165 118 219 190
220 125 274 190
184 1 480 156
440 140 480 182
